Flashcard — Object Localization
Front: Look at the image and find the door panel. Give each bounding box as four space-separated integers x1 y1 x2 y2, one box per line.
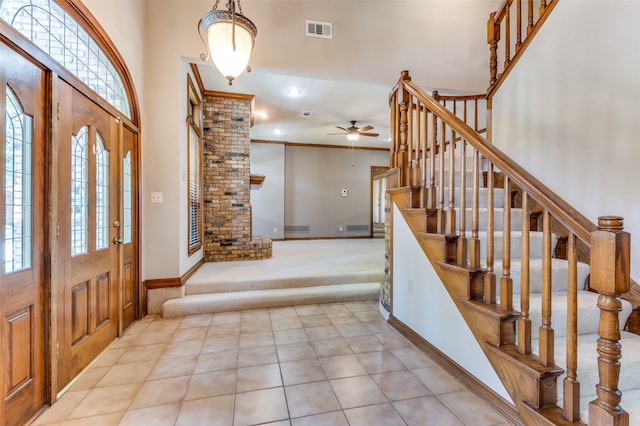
55 80 119 390
0 44 45 426
120 126 138 330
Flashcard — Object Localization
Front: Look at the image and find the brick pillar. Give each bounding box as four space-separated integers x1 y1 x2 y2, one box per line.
202 94 272 261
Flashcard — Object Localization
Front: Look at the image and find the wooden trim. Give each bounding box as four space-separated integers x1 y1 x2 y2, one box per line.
251 139 388 152
250 174 265 187
144 259 205 289
189 63 206 95
203 90 255 101
282 236 374 241
251 139 287 145
388 315 525 426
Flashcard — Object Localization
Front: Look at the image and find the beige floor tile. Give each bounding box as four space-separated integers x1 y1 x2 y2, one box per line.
353 310 383 322
171 326 208 342
357 350 406 374
128 376 190 409
392 347 438 369
280 358 327 385
194 350 239 373
160 339 203 358
241 309 271 321
330 376 388 408
438 389 508 425
311 337 353 358
344 301 376 313
176 394 234 426
68 384 139 418
129 330 174 346
320 354 368 379
262 421 291 426
343 403 406 426
274 328 309 345
60 411 123 425
95 360 155 387
67 366 110 392
412 366 466 394
236 363 282 392
117 343 167 364
276 342 317 362
294 305 324 316
372 370 432 401
144 317 182 333
148 355 198 380
271 316 303 331
238 345 278 367
32 390 89 425
201 335 240 353
299 314 331 328
233 387 289 425
210 311 242 325
285 381 341 418
185 369 236 400
334 323 372 338
305 325 340 341
241 320 274 334
90 348 126 367
346 335 386 353
118 402 180 426
269 306 299 318
108 333 137 349
179 314 213 329
375 332 413 350
393 395 464 425
291 410 349 426
207 323 241 338
320 303 352 315
328 313 360 325
364 319 395 334
239 331 275 348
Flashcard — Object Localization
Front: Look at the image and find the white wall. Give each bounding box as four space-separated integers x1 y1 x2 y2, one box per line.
392 204 512 403
492 2 640 283
251 142 286 240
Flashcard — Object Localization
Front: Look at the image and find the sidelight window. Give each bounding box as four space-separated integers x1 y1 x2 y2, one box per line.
123 151 132 244
4 86 33 273
71 126 88 255
95 134 108 250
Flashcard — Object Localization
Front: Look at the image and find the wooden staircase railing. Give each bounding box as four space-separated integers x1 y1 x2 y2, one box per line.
487 0 559 98
388 70 631 425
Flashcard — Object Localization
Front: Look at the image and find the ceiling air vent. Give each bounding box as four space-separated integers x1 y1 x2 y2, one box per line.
301 111 312 118
306 20 332 39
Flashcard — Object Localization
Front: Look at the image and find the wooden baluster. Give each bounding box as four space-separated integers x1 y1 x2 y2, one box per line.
540 0 547 15
539 210 554 366
484 162 496 304
420 106 428 206
528 0 534 33
564 232 580 422
389 92 397 168
469 149 481 269
517 192 531 354
427 110 437 209
504 4 511 69
488 12 499 86
445 125 456 236
399 71 411 186
588 216 630 426
458 140 467 265
516 0 522 50
407 93 414 187
437 119 446 234
500 176 513 311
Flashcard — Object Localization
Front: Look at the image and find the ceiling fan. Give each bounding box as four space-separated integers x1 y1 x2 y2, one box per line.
329 120 379 141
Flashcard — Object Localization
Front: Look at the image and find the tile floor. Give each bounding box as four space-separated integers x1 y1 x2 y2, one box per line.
32 302 514 426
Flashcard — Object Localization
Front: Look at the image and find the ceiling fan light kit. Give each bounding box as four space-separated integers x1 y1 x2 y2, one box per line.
329 120 380 141
198 0 257 86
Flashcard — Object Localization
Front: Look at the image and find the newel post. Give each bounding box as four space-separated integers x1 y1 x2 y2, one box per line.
588 216 630 426
487 12 499 87
398 71 411 187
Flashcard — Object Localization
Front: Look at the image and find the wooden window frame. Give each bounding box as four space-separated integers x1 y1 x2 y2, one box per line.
187 75 203 255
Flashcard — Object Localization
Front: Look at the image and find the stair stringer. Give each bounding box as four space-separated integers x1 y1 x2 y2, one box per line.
389 189 584 425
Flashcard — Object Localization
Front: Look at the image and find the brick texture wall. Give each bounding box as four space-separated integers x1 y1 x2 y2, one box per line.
202 94 271 261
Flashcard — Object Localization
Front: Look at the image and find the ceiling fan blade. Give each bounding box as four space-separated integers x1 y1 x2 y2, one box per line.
359 132 380 137
335 126 349 132
326 133 346 135
358 125 374 132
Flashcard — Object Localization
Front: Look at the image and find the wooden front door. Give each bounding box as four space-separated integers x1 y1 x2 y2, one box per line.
120 125 138 332
0 44 46 425
54 80 120 390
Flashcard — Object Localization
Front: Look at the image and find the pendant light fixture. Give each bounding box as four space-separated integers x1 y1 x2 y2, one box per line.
198 0 257 86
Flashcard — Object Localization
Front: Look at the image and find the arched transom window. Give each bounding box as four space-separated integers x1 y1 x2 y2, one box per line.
0 0 131 118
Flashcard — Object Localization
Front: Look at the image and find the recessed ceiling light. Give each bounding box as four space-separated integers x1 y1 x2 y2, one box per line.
274 129 284 135
286 88 302 97
256 111 268 119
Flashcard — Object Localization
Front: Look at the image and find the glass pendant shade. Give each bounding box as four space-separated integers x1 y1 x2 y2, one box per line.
199 4 257 85
347 133 360 141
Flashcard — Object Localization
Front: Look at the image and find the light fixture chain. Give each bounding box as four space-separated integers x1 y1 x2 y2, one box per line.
236 0 244 15
212 0 221 10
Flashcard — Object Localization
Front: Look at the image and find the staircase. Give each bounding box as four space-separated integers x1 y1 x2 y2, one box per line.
385 69 640 425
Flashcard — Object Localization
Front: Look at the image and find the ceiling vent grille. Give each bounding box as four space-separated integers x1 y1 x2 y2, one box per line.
301 111 312 118
306 20 332 39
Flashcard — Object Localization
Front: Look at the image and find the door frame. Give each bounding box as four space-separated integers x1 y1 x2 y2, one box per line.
370 166 389 238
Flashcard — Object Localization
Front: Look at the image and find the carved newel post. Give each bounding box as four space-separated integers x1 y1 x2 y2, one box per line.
589 216 630 426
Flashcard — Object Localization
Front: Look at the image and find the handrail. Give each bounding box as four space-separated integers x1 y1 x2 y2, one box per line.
399 76 596 244
487 0 558 98
389 70 631 424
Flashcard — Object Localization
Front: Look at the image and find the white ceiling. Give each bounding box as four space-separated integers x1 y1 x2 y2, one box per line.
194 1 500 148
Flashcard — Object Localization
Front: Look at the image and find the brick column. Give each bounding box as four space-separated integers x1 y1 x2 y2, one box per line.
202 93 271 261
